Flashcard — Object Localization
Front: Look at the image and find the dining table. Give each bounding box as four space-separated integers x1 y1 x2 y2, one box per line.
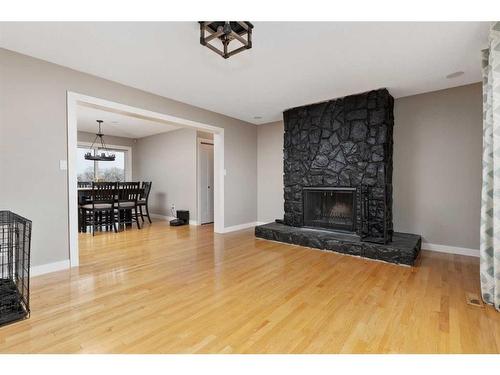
78 186 145 233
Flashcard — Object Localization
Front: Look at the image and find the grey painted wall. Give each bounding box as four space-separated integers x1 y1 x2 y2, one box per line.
0 48 257 267
81 129 200 219
393 83 482 250
133 129 197 218
257 83 482 250
257 121 284 224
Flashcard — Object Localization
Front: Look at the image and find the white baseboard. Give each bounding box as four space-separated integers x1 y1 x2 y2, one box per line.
253 223 480 258
135 216 481 257
29 235 477 281
152 213 259 232
152 213 262 232
150 213 173 221
422 242 479 257
31 259 70 277
150 213 198 225
222 221 260 233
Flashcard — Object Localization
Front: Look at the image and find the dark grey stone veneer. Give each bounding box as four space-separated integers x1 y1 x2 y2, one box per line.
283 88 394 242
255 88 422 266
255 222 421 266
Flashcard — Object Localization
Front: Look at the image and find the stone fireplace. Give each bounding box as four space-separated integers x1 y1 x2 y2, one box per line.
255 89 422 266
283 88 393 244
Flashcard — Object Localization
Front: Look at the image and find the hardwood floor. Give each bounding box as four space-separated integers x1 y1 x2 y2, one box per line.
0 221 499 353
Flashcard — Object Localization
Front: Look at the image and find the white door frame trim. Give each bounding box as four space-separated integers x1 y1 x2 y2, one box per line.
197 137 214 225
67 92 225 268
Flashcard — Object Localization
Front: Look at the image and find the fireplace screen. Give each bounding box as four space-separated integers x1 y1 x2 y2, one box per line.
303 187 356 232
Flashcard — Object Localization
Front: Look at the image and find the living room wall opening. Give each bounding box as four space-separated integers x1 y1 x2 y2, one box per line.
66 92 225 267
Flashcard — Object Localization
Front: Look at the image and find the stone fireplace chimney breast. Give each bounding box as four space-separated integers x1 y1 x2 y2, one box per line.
283 89 393 244
255 89 422 266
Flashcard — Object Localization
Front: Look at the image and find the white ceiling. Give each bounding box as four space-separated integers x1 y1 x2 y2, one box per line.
0 22 490 124
77 105 179 138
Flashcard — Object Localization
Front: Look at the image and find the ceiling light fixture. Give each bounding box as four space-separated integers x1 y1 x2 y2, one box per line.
199 21 253 59
84 120 116 161
446 71 464 79
253 116 262 120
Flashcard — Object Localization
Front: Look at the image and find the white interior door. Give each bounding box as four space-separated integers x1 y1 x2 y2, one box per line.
199 142 214 224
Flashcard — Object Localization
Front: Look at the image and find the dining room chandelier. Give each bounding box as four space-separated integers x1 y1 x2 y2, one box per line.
84 120 116 161
199 22 253 59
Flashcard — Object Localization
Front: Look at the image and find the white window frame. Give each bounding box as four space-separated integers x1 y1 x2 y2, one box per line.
77 141 133 181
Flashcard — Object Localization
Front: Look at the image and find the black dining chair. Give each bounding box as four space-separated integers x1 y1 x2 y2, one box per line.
138 181 152 224
78 181 92 188
78 185 93 232
80 182 118 235
116 182 141 230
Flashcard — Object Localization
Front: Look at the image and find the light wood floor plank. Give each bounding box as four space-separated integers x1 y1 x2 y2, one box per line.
0 221 498 353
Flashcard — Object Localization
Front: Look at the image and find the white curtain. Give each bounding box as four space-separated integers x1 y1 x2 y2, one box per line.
481 22 500 311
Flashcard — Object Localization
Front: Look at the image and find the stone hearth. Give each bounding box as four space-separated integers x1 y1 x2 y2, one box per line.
255 222 421 266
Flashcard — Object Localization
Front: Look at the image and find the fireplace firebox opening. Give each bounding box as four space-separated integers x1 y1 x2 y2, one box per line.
303 187 356 233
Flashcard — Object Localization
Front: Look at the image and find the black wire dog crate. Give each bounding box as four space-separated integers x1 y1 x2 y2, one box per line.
0 211 31 326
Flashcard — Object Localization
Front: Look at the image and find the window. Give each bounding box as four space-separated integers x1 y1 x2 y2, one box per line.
96 149 126 182
76 147 95 182
77 145 129 182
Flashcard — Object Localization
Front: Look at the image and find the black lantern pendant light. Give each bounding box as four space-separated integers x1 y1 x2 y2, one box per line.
199 22 253 59
84 120 115 161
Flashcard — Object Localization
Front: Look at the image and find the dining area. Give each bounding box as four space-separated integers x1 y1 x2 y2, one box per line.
78 181 152 235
